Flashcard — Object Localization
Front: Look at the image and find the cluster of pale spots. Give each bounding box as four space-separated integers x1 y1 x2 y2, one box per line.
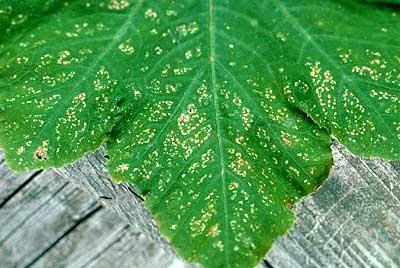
0 0 142 169
107 2 333 267
274 0 400 159
0 1 399 268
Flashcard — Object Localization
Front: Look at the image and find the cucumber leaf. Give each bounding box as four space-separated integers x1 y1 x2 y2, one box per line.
277 0 400 159
0 0 142 169
0 1 399 268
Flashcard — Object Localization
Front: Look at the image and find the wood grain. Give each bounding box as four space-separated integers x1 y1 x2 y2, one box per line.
0 152 192 268
31 208 180 268
0 151 41 206
56 142 400 268
0 168 99 267
1 140 399 268
267 142 400 268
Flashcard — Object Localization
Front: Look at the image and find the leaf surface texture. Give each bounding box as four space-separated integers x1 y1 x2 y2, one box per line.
0 1 398 267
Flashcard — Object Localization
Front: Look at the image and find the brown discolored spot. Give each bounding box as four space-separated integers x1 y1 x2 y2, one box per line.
281 132 292 146
34 140 49 161
207 224 220 237
283 137 291 146
154 218 161 229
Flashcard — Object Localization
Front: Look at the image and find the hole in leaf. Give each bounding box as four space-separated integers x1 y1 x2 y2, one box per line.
34 141 49 161
34 150 47 161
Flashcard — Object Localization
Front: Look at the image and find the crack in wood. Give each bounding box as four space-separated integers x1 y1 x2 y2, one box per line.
0 170 42 208
22 205 103 268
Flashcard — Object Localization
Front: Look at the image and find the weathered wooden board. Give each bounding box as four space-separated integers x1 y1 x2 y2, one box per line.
0 152 191 268
267 144 400 268
55 146 173 254
56 142 400 268
0 151 41 206
0 169 99 267
1 140 399 268
30 207 180 268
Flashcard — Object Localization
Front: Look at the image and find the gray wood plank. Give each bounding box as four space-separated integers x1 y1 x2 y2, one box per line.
0 169 100 268
0 152 40 205
31 207 186 268
0 150 194 268
84 225 182 268
2 142 398 267
266 143 400 268
55 146 172 254
56 142 400 268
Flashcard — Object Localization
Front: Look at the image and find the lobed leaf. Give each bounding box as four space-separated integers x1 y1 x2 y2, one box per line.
0 1 398 268
279 0 400 159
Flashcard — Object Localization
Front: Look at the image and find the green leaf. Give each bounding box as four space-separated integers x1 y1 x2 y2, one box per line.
365 0 400 4
0 1 398 268
277 0 400 159
0 0 141 169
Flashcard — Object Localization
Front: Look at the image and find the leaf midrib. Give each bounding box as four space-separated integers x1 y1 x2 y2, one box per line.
208 0 231 266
